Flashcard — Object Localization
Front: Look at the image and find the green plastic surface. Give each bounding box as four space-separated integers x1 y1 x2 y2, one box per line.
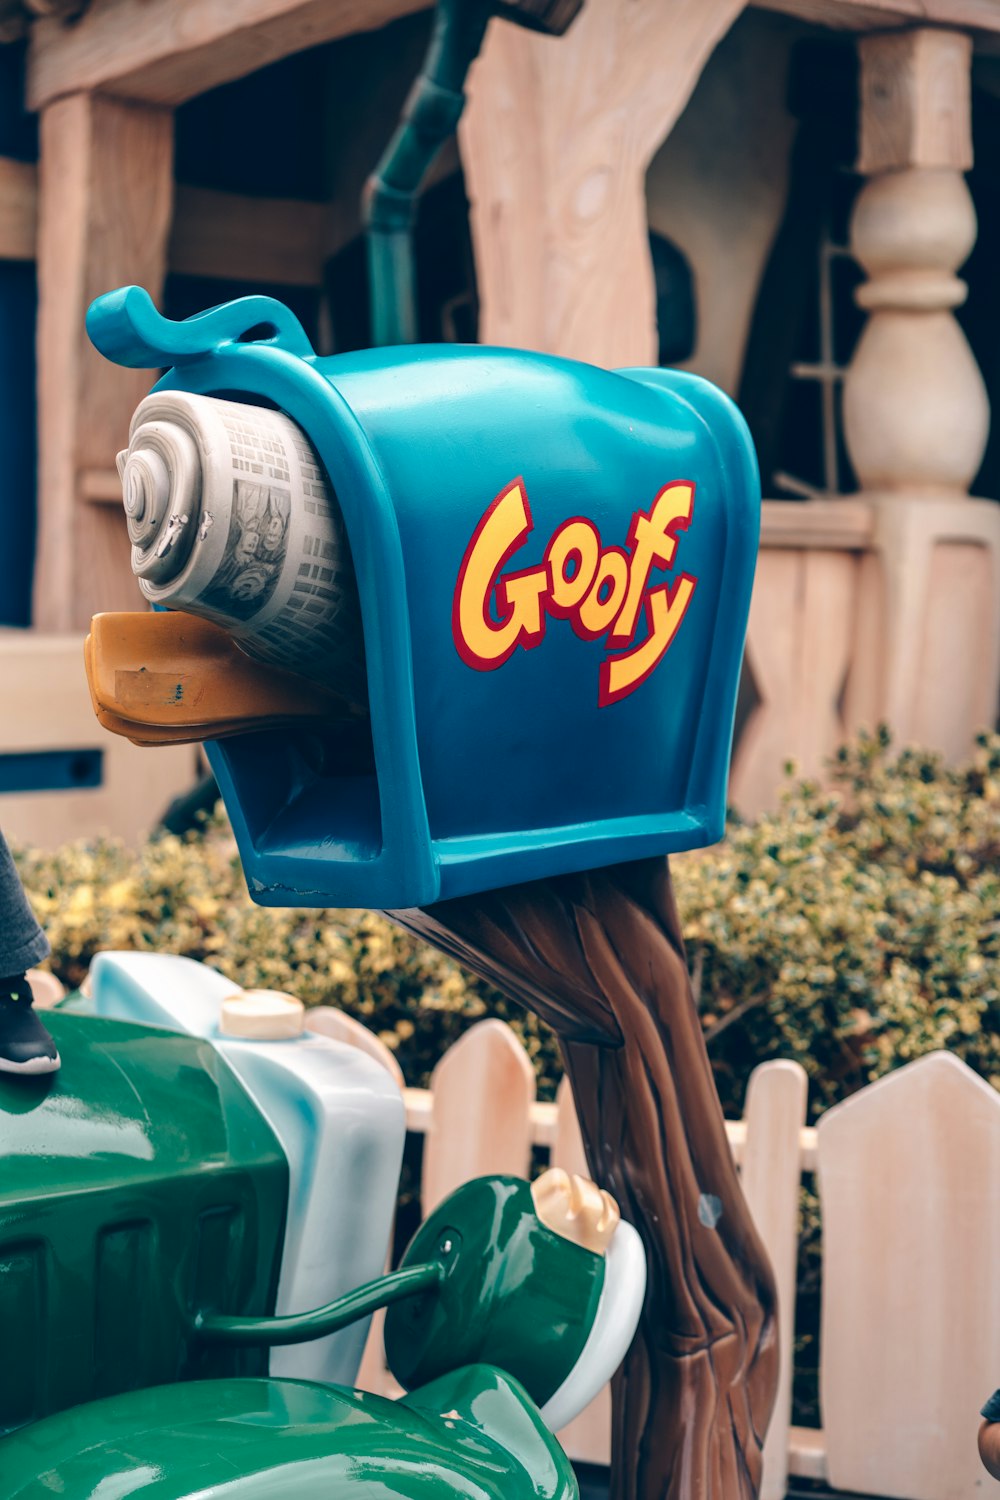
0 1370 578 1500
386 1177 604 1408
0 1012 288 1434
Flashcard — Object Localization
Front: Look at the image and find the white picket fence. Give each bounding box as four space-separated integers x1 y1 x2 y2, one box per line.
306 1009 1000 1500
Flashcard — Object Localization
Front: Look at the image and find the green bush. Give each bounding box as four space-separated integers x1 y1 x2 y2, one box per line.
675 727 1000 1428
682 727 1000 1120
11 814 564 1096
14 729 1000 1114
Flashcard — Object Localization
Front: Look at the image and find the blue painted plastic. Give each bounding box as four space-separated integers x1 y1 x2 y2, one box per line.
0 50 38 628
0 748 103 794
0 263 38 626
87 287 760 910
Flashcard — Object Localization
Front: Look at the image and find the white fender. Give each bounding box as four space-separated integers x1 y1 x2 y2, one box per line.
88 950 405 1388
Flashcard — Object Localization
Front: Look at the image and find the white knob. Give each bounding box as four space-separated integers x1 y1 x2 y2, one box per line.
220 989 305 1040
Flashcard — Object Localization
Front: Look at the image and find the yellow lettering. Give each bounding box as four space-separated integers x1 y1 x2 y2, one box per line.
547 519 600 613
600 575 697 706
453 476 698 704
577 549 629 638
609 482 694 645
453 480 548 669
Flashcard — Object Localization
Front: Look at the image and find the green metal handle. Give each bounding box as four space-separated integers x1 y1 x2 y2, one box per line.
193 1261 442 1347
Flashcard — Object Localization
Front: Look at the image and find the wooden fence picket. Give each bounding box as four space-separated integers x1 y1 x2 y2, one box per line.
550 1075 613 1464
817 1050 1000 1500
740 1060 810 1500
421 1018 536 1215
307 1006 405 1090
552 1073 588 1177
26 969 66 1011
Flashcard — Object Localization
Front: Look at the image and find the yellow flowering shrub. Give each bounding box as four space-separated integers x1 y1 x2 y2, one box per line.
679 728 1000 1120
11 816 563 1095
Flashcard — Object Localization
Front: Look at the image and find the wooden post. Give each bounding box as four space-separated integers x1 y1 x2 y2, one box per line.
817 1052 1000 1500
741 1061 809 1500
459 0 745 366
421 1019 535 1215
33 93 174 632
842 29 1000 754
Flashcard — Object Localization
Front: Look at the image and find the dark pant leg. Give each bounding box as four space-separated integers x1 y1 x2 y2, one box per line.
0 830 50 977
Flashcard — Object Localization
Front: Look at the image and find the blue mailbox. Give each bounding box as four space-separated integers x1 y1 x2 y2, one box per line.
87 287 759 911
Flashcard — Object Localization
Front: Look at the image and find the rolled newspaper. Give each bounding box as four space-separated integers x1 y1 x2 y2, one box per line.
118 391 367 709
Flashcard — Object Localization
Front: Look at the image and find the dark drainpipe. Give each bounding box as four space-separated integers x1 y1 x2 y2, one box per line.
363 0 583 348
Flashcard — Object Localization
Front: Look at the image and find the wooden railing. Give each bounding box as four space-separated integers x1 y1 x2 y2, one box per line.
727 498 875 819
0 630 198 849
307 1008 1000 1500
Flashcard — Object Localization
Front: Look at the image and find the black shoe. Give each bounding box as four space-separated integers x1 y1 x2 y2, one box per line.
0 975 60 1075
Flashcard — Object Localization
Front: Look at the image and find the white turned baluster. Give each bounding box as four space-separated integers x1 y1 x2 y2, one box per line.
843 86 988 501
841 29 1000 755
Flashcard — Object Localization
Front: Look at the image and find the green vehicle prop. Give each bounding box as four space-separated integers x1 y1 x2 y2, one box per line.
0 952 646 1499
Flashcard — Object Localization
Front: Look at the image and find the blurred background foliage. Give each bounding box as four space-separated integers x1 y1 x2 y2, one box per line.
14 728 1000 1115
11 728 1000 1426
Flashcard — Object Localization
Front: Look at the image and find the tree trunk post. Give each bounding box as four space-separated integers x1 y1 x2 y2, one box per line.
391 854 779 1500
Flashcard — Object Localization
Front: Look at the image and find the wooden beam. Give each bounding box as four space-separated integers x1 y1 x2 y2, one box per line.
169 183 329 287
26 0 1000 118
33 94 174 632
0 157 36 263
786 1427 829 1481
754 0 1000 33
858 28 973 173
759 498 874 550
403 1085 820 1171
28 0 428 110
0 160 332 286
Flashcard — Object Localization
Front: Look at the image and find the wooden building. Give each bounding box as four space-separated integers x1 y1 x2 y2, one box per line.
1 0 999 844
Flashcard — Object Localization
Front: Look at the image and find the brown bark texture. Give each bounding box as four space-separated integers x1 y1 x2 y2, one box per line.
389 855 779 1500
